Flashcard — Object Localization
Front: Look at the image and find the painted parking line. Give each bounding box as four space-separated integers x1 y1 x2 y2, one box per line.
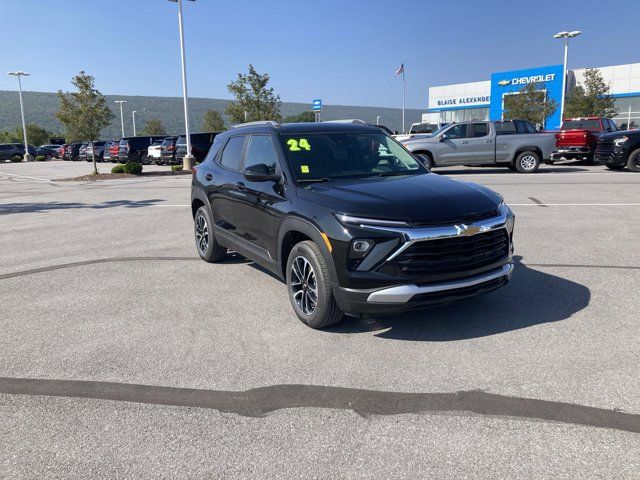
509 203 640 206
0 172 52 182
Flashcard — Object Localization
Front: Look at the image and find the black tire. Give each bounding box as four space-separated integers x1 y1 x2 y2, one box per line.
286 240 344 329
606 164 626 171
514 151 540 173
627 148 640 172
416 153 434 170
194 206 227 263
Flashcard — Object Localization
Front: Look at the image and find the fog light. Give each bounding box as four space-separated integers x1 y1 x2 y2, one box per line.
349 239 375 259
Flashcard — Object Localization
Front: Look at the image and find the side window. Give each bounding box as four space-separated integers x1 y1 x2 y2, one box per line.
244 135 278 174
219 136 245 171
524 121 536 133
514 120 527 133
471 123 489 137
445 124 468 139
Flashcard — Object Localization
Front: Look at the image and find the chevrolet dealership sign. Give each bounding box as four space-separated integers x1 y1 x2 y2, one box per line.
498 73 557 87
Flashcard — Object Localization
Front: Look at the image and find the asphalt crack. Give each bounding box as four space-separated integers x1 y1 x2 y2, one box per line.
0 377 637 433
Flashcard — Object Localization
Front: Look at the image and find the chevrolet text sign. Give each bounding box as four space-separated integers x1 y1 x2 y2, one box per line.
504 73 557 86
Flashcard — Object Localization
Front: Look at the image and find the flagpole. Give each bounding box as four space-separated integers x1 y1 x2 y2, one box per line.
402 67 406 133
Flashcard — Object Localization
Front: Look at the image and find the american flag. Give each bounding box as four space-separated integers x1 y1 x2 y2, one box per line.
395 62 405 76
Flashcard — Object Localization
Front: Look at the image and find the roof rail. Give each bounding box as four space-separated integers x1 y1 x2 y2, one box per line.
230 120 281 129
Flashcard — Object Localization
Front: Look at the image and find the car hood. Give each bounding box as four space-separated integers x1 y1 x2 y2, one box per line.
296 173 502 222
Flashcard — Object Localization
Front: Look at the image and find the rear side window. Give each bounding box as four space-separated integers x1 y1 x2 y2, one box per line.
244 135 278 173
471 123 489 137
495 122 517 135
219 136 245 171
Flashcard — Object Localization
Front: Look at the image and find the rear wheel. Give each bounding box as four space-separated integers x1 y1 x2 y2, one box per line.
286 240 344 329
627 148 640 172
194 206 227 263
514 151 540 173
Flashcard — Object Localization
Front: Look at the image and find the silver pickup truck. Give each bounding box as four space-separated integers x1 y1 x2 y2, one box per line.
400 120 556 173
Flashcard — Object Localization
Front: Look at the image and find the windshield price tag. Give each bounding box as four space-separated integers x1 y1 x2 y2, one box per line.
287 138 311 151
300 165 310 173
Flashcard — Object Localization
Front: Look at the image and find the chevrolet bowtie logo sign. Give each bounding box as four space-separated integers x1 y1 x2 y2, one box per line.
454 224 489 237
498 79 511 86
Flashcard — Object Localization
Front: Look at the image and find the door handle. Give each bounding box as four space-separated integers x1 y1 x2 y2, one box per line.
460 141 469 144
204 173 213 181
234 181 246 191
484 140 493 143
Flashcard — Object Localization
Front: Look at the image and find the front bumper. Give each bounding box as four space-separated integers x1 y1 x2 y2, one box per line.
334 263 514 314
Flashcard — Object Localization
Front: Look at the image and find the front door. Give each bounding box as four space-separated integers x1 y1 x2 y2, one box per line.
435 124 470 165
234 134 287 260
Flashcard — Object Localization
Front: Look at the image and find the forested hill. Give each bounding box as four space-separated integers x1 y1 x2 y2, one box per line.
0 90 424 139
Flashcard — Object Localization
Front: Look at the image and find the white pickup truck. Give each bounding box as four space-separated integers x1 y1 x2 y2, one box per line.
400 120 556 173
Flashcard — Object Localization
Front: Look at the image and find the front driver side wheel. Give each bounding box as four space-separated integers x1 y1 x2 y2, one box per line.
286 240 344 329
194 206 227 262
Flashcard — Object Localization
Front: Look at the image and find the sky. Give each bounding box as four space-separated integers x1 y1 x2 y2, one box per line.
0 0 638 110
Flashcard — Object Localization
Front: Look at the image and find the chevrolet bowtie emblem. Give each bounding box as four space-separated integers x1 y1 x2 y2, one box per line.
454 224 487 236
498 79 510 86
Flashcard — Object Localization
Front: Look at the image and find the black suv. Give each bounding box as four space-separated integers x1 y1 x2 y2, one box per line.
0 143 27 161
64 142 84 161
159 136 178 165
175 132 217 164
191 121 515 328
117 136 166 164
595 129 640 172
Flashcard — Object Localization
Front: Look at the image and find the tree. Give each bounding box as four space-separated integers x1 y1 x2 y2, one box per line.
225 65 282 124
202 109 226 131
140 118 166 136
56 71 114 143
0 124 51 145
283 111 316 123
565 68 617 119
503 82 558 127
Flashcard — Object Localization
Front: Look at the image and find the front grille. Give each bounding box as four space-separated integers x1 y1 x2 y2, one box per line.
393 229 509 275
411 209 499 228
595 140 615 162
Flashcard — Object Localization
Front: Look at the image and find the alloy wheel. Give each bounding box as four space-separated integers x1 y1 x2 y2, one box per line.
195 214 209 255
290 256 318 315
520 155 537 171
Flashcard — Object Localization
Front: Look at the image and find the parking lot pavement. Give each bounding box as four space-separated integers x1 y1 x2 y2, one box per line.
1 161 639 478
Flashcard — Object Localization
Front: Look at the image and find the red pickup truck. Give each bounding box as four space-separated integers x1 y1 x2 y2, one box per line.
551 117 618 163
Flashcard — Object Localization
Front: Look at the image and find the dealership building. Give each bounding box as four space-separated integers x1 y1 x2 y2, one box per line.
422 62 640 129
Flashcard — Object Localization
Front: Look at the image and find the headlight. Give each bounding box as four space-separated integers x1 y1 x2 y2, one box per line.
335 214 410 228
614 136 628 146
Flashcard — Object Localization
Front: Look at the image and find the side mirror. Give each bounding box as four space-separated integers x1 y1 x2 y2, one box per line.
439 134 448 142
244 163 281 183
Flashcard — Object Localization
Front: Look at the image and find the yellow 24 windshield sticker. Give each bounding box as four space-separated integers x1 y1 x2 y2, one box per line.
287 138 311 151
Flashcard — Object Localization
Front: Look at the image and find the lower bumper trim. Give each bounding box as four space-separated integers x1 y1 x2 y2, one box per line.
366 263 514 304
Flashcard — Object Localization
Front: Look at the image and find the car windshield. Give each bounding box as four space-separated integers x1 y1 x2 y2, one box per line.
561 120 601 131
280 132 424 180
410 123 437 134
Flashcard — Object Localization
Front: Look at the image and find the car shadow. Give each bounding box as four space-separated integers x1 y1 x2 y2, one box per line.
437 166 589 175
0 199 166 215
327 256 590 341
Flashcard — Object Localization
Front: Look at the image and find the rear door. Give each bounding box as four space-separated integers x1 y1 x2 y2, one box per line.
462 122 495 164
436 124 470 165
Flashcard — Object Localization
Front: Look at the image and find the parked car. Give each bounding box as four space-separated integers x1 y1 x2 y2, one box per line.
175 132 217 164
595 128 640 172
146 139 164 164
58 144 69 159
551 117 618 163
401 119 556 173
191 121 515 328
86 141 107 162
108 141 120 162
0 143 36 161
394 122 449 142
79 143 89 161
117 136 166 163
159 136 178 165
64 142 84 161
35 145 60 159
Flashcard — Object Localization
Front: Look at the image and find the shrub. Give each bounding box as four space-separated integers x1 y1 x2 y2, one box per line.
171 164 183 171
111 164 125 173
35 155 46 161
124 161 143 175
10 155 22 163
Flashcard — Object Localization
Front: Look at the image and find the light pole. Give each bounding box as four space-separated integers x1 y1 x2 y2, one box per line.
376 115 381 125
7 71 32 161
554 30 582 127
115 100 127 137
132 110 137 136
169 0 195 170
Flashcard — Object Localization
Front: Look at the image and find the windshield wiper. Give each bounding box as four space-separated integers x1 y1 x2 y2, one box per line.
297 177 331 184
377 171 413 177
